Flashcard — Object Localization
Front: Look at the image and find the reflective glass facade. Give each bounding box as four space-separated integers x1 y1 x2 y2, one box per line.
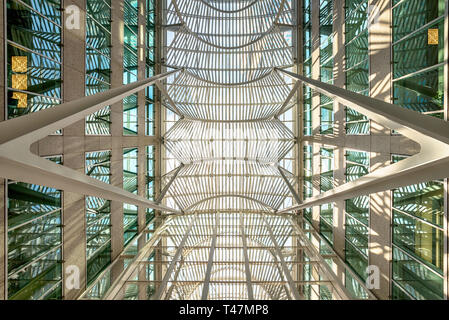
85 150 112 284
7 156 62 300
344 0 369 134
146 0 156 136
391 155 444 300
344 150 369 298
392 0 445 118
320 147 333 245
85 0 111 135
6 0 62 120
319 0 334 134
303 0 312 136
123 147 138 245
123 0 139 135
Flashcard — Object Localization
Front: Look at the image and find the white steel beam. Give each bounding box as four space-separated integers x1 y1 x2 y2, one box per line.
151 214 198 300
261 214 302 300
276 68 449 214
201 213 219 300
0 70 182 214
240 214 255 300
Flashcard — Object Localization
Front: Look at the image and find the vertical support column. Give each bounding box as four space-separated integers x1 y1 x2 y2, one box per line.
0 0 5 300
110 1 125 260
239 214 254 300
154 0 164 292
368 0 393 300
310 0 321 230
201 213 219 300
332 0 346 282
137 0 147 233
62 0 87 299
296 0 304 219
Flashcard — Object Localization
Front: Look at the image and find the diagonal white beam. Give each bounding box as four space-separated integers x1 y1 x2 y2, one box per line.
201 213 219 300
275 80 300 118
0 70 182 214
151 214 198 300
154 80 184 116
156 164 184 204
239 214 254 300
261 214 302 300
275 68 449 214
277 165 302 206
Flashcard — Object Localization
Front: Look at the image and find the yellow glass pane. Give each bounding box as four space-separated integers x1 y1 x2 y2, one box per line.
12 56 27 73
428 28 439 45
12 74 28 90
12 92 28 108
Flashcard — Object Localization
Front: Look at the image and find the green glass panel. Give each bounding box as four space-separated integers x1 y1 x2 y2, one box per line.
86 0 111 135
393 0 445 43
345 239 368 280
392 247 443 300
6 0 62 120
393 210 443 273
7 156 62 300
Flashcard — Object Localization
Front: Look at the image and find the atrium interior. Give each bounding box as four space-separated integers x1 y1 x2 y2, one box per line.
0 0 448 301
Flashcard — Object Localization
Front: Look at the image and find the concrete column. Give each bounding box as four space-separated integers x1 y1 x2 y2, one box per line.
62 0 87 300
368 0 393 300
310 0 321 230
154 0 164 290
137 0 147 232
110 1 124 260
332 0 346 282
296 0 304 208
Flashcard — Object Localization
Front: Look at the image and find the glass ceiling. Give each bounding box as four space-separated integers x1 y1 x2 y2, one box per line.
78 0 372 301
158 0 301 299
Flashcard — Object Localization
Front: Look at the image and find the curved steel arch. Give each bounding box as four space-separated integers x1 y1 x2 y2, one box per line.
197 0 259 14
184 195 276 212
169 0 288 50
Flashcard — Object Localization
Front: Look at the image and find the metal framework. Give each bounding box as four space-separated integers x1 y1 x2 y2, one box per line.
3 0 449 301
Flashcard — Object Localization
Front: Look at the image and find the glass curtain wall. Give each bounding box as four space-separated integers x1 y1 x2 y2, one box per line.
392 0 445 118
146 146 155 225
319 0 334 134
391 0 446 300
344 150 369 298
7 156 63 300
319 147 334 245
123 0 139 135
85 150 112 284
344 0 369 134
85 0 111 135
303 144 313 222
303 0 312 136
6 0 62 121
391 155 444 300
123 148 139 245
146 0 156 136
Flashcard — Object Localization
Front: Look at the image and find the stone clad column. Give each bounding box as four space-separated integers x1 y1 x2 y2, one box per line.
62 0 88 300
332 0 346 282
310 0 321 231
368 0 393 300
137 0 147 233
110 1 125 261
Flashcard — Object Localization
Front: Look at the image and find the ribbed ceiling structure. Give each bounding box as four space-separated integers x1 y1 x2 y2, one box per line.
156 0 300 300
162 0 297 211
